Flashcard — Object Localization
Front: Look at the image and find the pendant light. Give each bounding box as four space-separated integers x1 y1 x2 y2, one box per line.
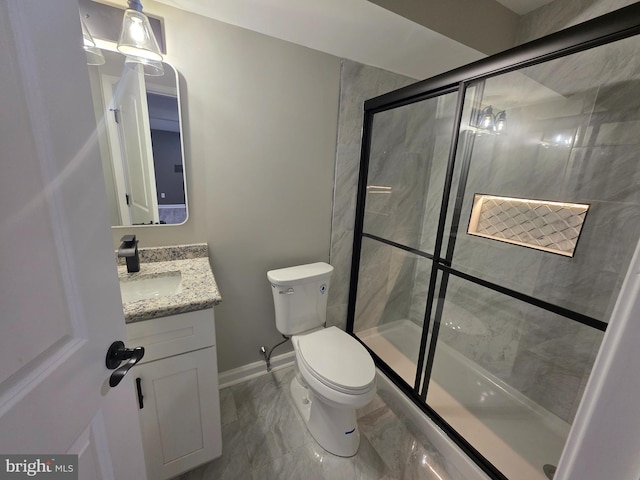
117 0 163 64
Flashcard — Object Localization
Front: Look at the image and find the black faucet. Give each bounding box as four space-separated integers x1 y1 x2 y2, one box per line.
118 235 140 273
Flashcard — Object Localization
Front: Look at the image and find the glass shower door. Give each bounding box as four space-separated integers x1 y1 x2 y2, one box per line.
422 33 640 480
353 90 460 389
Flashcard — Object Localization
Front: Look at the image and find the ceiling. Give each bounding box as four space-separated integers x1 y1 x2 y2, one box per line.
495 0 556 15
152 0 555 80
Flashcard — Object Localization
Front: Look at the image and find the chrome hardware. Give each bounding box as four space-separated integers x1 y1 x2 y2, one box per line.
259 335 290 372
279 288 295 295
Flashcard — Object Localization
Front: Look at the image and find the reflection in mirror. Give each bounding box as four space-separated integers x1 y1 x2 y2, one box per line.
87 48 187 226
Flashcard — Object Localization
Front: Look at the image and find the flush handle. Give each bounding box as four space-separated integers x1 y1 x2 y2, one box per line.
106 341 145 388
279 288 295 295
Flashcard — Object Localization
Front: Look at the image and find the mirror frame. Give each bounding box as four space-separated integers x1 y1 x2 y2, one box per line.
88 43 188 227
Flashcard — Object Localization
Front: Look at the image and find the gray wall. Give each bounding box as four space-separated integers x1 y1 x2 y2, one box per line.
113 2 341 372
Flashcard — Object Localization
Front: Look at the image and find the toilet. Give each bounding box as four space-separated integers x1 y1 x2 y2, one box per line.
267 262 376 457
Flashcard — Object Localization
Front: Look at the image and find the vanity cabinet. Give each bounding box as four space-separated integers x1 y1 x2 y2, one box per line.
126 309 222 480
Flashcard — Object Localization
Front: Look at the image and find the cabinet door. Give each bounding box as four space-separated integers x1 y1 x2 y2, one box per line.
135 347 222 480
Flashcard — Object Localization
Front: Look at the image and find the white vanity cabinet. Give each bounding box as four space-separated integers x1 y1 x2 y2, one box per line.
125 308 222 480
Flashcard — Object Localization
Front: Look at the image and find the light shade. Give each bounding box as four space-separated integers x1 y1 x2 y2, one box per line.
125 55 164 76
80 16 105 65
81 15 95 49
85 45 106 66
494 110 507 133
117 7 163 62
480 106 495 130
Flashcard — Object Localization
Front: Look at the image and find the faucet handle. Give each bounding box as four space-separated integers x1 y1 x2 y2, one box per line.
120 234 136 245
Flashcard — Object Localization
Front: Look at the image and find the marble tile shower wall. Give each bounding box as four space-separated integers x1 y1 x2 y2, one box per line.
355 240 431 333
327 60 415 329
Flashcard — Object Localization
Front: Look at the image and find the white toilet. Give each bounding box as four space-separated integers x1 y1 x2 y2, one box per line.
267 262 376 457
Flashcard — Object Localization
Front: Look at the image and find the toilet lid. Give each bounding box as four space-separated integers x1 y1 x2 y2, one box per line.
296 327 375 392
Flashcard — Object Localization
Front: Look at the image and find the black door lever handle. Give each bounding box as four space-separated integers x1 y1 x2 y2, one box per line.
106 341 145 387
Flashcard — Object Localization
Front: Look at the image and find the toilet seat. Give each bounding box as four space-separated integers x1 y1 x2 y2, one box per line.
295 327 375 395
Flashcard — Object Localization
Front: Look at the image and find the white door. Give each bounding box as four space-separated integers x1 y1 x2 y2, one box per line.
99 73 132 226
114 63 160 225
0 2 147 478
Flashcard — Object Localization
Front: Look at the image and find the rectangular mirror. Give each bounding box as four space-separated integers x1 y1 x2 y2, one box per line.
87 48 188 226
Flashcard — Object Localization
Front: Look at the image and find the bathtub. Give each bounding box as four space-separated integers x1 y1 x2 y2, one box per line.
359 319 570 480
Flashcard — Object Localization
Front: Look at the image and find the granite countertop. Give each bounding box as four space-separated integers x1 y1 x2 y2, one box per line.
117 243 222 323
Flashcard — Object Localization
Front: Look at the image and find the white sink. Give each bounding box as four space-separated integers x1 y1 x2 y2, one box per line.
120 272 183 303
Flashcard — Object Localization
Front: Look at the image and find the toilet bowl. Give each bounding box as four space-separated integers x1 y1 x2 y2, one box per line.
267 263 376 457
290 327 376 457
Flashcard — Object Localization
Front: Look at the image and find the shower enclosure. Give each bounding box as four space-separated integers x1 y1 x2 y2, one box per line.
346 5 640 480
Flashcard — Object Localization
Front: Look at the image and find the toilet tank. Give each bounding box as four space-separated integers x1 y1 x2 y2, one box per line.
267 262 333 336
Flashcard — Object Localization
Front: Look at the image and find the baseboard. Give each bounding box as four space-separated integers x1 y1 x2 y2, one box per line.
218 351 296 389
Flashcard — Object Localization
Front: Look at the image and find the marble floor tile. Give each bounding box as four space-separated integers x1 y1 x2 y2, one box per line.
250 443 326 480
174 366 459 480
357 391 388 419
230 373 283 423
359 405 411 474
359 402 455 480
175 421 251 480
219 387 237 427
241 393 313 469
308 435 395 480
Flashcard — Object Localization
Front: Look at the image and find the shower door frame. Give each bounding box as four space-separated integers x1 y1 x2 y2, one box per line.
346 4 640 479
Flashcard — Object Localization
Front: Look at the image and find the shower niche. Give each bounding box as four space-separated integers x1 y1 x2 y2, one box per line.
347 6 640 480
